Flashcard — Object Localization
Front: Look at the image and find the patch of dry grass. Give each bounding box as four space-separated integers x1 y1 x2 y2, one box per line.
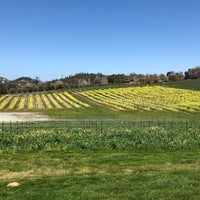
0 158 199 180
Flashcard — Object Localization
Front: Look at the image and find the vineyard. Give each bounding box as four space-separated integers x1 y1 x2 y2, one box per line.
0 85 200 113
80 85 200 112
0 91 89 111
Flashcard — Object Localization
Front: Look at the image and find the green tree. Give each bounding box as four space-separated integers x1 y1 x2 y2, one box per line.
185 66 200 79
0 77 6 96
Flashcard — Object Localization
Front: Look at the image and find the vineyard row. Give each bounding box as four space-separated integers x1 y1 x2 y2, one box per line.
0 91 89 111
80 86 200 113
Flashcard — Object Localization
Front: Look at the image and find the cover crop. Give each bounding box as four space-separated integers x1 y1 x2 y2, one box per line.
80 86 200 113
0 91 89 111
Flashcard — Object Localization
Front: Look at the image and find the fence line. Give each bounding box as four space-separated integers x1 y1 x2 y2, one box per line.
0 120 200 150
0 119 200 133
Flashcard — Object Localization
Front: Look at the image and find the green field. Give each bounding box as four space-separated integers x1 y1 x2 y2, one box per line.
0 80 200 199
1 149 200 200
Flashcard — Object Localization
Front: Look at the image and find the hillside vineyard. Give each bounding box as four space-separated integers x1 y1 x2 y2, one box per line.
0 91 89 111
0 86 200 112
80 86 200 113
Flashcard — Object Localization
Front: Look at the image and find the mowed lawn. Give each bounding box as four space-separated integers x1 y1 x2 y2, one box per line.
0 149 200 200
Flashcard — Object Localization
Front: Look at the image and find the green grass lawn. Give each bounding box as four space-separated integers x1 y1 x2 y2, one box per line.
0 149 200 199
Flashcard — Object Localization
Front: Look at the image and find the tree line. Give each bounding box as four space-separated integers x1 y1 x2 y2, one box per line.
0 66 200 95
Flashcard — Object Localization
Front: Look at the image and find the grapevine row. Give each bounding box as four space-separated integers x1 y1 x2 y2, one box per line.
80 86 200 113
0 91 89 111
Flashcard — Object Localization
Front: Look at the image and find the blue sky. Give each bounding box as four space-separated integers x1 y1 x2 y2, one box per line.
0 0 200 81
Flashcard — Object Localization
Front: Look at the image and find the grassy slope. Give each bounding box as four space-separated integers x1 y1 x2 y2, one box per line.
0 149 200 200
42 106 200 121
163 78 200 91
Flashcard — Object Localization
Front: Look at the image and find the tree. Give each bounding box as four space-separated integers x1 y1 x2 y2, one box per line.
108 75 115 84
185 66 200 79
0 77 6 96
166 71 177 81
35 76 40 85
158 74 168 82
175 72 184 81
0 82 3 96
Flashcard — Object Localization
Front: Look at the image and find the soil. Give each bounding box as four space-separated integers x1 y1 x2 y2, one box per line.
0 112 51 122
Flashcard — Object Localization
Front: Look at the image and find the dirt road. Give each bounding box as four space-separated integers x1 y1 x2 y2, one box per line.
0 112 51 122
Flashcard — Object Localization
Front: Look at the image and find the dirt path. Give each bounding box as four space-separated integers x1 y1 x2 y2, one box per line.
0 112 51 122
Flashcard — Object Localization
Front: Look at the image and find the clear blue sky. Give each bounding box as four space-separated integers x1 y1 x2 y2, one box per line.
0 0 200 81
